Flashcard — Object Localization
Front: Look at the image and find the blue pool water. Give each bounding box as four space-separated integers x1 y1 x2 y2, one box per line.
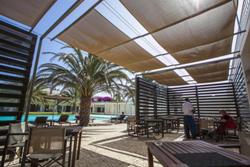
0 114 115 122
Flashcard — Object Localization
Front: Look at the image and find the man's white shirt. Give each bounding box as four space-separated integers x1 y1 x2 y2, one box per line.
182 101 193 115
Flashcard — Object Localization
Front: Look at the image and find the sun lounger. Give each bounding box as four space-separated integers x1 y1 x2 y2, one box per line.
30 116 49 127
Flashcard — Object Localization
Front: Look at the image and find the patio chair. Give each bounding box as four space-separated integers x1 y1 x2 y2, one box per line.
0 125 10 165
55 115 71 126
31 117 49 127
126 117 146 136
22 127 67 167
1 123 29 167
127 116 136 136
111 113 126 123
199 119 213 139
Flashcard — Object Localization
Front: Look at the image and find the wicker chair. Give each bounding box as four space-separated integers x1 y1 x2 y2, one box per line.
22 127 67 167
1 123 28 167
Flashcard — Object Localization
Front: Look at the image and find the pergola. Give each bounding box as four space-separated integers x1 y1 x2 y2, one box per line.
0 0 250 129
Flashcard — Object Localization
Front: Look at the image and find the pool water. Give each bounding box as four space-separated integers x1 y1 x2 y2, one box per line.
0 114 115 122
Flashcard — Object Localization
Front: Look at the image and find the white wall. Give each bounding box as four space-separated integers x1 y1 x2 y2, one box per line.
91 102 135 115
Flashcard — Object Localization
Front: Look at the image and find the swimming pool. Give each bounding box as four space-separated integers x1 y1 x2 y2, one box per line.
0 114 115 122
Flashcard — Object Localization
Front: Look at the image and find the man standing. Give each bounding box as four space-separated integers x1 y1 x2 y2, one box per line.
182 98 196 139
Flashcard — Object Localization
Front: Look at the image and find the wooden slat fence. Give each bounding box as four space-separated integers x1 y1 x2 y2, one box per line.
0 20 37 123
136 77 239 124
233 61 250 132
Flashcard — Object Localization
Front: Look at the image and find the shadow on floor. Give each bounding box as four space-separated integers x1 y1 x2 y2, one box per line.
84 129 116 132
76 148 131 167
99 133 182 157
90 134 128 145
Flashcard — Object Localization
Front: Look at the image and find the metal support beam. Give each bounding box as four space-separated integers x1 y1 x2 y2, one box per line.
51 0 104 40
24 37 42 122
42 0 84 38
138 54 241 76
29 0 57 32
125 32 244 68
24 0 84 122
233 0 242 32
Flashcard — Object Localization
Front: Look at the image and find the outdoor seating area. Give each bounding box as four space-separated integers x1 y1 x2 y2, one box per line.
0 122 83 167
1 0 250 167
129 78 241 141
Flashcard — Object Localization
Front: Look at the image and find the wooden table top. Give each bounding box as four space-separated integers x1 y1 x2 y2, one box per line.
147 141 250 167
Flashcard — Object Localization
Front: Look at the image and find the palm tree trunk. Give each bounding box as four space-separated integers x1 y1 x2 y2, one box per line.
73 89 77 113
79 96 92 126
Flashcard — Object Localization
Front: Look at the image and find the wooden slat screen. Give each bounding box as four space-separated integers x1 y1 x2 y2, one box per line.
169 86 198 117
0 20 37 122
156 85 168 118
196 83 237 118
136 77 238 124
233 62 250 132
136 77 158 122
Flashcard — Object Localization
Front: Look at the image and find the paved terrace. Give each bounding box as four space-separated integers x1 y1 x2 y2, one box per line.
8 123 238 167
76 123 182 167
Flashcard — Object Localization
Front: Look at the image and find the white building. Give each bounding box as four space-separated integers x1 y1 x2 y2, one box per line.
91 102 135 115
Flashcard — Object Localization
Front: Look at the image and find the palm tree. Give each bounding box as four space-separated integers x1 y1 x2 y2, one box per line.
38 47 130 126
31 76 48 105
121 79 135 104
111 79 135 104
60 86 79 113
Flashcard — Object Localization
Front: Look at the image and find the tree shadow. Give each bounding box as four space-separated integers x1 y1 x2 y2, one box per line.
100 133 183 157
76 148 130 167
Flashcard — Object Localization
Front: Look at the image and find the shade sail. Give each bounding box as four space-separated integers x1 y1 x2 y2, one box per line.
151 1 235 54
59 9 165 72
145 61 229 85
57 0 236 84
59 10 130 54
186 61 229 83
98 40 165 72
0 0 55 27
172 36 233 64
125 59 165 72
121 0 229 32
144 71 186 86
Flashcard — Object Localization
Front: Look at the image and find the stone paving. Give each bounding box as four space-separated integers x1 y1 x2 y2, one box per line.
75 123 183 167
